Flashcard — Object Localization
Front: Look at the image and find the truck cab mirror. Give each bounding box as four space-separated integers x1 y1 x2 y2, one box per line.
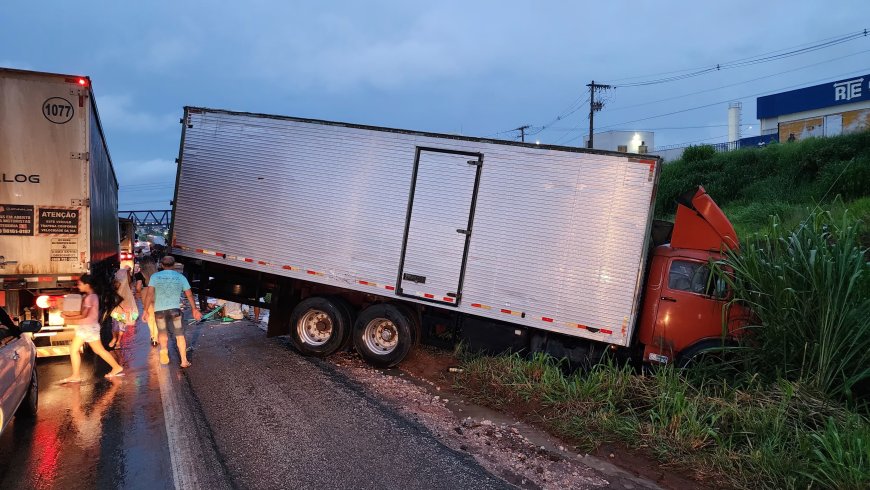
18 319 42 333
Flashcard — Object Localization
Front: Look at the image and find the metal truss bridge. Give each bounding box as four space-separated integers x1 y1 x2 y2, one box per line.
119 210 173 227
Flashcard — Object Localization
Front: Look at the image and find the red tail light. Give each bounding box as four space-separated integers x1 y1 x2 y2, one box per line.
36 295 63 309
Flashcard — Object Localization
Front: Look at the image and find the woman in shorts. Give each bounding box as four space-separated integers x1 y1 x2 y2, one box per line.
59 274 125 383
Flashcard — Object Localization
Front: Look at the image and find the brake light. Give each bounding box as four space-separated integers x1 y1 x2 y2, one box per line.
36 295 51 309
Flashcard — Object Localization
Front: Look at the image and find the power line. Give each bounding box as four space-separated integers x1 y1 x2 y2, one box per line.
605 29 868 87
543 123 754 132
604 47 870 115
596 67 870 131
602 30 867 84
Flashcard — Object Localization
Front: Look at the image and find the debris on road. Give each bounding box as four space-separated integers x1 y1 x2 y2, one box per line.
330 351 654 490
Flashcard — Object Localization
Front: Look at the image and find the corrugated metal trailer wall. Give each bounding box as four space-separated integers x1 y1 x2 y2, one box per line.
86 93 119 265
171 108 660 347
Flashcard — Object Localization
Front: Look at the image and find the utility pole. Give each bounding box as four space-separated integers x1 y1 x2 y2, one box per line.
586 81 611 148
514 125 531 143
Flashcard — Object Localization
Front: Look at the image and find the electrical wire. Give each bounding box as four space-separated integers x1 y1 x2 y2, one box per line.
606 29 868 87
602 30 867 84
604 48 870 115
596 67 870 131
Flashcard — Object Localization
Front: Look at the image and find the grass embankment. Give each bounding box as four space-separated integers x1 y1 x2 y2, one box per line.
454 134 870 489
655 131 870 238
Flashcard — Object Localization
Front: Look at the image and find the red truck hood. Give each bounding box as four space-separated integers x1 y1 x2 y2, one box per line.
670 186 739 252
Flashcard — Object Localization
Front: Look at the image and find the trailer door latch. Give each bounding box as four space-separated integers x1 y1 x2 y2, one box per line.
456 229 471 236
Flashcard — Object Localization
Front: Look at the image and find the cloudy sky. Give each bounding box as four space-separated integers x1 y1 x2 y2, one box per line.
3 1 868 209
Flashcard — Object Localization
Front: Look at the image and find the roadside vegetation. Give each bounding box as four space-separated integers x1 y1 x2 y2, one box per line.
454 133 870 489
655 131 870 239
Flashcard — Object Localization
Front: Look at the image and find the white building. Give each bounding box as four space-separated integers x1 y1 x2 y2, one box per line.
583 130 654 154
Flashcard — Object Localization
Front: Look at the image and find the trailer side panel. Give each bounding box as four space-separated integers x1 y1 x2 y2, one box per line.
172 109 659 346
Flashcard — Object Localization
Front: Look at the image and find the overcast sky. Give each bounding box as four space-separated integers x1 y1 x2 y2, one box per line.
3 1 868 209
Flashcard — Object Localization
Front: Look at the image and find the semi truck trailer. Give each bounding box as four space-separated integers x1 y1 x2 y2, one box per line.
0 68 119 357
169 107 746 367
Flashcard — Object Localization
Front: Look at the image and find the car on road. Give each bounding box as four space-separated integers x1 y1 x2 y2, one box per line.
0 306 42 434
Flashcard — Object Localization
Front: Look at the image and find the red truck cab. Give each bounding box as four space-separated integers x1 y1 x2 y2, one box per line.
636 187 748 365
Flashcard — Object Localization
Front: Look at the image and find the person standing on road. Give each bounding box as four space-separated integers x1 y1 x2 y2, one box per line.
150 256 202 367
135 256 159 346
59 274 125 383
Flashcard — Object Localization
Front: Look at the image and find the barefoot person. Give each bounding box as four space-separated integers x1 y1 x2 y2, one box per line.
150 256 202 367
60 274 124 383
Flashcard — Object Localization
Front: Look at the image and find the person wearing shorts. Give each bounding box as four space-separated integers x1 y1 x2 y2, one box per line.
149 256 202 367
59 274 125 383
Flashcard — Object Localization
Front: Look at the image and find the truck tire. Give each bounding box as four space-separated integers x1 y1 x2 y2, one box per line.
16 366 38 417
327 296 356 351
676 339 735 368
288 297 351 357
353 304 415 368
391 303 421 345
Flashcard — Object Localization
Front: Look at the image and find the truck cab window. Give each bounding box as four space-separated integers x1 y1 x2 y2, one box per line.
668 260 710 295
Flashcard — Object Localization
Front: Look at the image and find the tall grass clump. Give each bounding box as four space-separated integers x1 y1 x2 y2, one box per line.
719 210 870 404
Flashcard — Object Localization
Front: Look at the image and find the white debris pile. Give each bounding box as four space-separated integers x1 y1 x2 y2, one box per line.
330 353 615 490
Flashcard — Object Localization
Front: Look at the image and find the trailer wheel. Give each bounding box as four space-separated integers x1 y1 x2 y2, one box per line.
353 304 415 368
289 297 351 357
327 296 356 351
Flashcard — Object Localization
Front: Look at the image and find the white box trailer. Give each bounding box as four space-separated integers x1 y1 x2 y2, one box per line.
0 68 119 356
171 107 663 366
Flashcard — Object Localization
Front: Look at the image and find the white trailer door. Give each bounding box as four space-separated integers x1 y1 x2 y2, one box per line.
397 148 482 306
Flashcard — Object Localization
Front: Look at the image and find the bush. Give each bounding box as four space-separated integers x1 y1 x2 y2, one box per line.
681 144 716 163
655 131 870 220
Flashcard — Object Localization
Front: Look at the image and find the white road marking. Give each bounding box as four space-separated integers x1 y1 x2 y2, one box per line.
156 356 204 489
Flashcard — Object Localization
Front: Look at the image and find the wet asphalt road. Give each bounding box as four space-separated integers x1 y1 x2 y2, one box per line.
0 316 508 489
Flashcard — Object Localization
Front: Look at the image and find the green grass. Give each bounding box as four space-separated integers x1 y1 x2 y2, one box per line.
454 354 870 489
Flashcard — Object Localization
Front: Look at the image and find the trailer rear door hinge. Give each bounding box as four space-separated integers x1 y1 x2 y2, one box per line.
71 198 90 206
456 228 471 236
467 159 482 167
70 152 89 161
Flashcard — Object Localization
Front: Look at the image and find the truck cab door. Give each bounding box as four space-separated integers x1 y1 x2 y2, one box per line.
649 258 727 360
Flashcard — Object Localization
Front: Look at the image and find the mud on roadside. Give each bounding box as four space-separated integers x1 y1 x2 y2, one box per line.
329 348 665 490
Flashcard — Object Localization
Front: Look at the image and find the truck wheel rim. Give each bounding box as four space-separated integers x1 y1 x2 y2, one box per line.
363 318 398 355
297 310 333 346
